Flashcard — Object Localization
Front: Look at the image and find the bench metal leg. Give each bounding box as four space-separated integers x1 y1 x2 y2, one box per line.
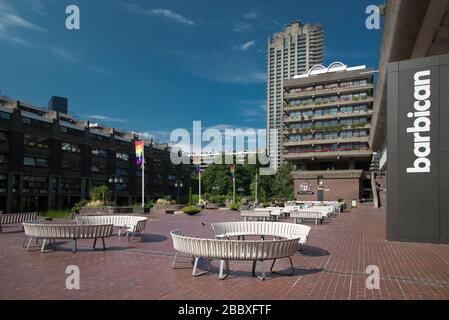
192 257 210 277
252 260 267 280
0 224 2 234
172 252 179 269
40 239 47 253
93 238 97 249
26 237 33 250
270 257 295 276
219 260 229 280
72 239 77 253
102 238 106 251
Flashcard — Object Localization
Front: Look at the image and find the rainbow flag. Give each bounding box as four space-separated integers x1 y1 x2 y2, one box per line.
135 141 144 166
230 165 235 178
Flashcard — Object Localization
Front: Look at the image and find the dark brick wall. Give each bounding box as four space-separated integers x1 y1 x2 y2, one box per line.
294 178 361 202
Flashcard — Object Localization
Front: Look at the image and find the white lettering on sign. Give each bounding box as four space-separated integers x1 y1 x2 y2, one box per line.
407 70 431 173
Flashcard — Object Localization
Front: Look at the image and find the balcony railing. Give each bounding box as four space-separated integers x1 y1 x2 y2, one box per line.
284 96 373 112
285 83 373 99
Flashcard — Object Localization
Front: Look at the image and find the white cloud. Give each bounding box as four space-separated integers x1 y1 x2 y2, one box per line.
243 11 258 19
132 130 171 141
0 0 47 45
235 40 257 51
123 3 195 26
150 8 195 26
232 21 252 32
87 115 128 124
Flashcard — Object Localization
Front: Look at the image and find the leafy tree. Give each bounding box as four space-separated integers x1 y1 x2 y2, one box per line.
89 185 109 204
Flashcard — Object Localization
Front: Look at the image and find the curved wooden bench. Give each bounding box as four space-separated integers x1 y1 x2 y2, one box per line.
76 215 147 240
23 221 113 253
211 221 311 245
0 213 37 233
171 226 305 280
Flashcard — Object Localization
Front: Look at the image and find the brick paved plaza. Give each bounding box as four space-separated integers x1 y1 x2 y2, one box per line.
1 206 449 300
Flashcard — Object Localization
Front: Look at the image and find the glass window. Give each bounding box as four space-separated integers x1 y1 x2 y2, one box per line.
92 148 108 158
0 112 11 120
25 135 49 149
24 156 48 168
62 142 81 153
116 168 128 177
0 153 8 164
116 152 129 161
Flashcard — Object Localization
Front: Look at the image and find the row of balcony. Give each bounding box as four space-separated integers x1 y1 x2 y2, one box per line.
285 83 373 100
284 110 373 123
284 96 374 112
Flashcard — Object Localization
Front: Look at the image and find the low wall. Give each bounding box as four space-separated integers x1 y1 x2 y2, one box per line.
79 207 133 215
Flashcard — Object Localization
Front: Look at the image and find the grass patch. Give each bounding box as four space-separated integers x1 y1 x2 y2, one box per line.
39 210 72 219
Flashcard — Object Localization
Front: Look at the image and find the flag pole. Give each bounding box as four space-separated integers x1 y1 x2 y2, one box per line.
141 147 145 208
198 168 202 205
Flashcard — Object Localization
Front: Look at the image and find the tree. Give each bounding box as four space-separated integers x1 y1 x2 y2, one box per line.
89 185 109 204
272 163 295 200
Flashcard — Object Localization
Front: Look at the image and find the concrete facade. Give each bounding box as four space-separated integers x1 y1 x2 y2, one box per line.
266 21 324 170
283 63 375 201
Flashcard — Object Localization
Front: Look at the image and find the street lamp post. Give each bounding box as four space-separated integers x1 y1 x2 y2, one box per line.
108 176 124 206
174 180 183 204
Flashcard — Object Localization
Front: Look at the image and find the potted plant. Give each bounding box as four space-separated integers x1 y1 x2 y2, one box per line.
182 206 202 216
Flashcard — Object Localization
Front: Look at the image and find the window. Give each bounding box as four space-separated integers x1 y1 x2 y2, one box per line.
116 168 128 177
0 175 6 193
91 134 109 142
0 131 8 142
0 111 11 120
24 156 48 168
61 142 81 153
23 176 48 194
62 159 81 171
22 117 51 129
91 163 107 173
61 178 81 194
92 148 108 158
0 154 8 164
25 135 49 149
116 152 129 161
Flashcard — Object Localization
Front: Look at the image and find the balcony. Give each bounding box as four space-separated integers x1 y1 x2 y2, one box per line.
283 124 371 136
284 84 374 100
283 97 374 112
284 149 373 160
284 136 370 147
284 110 373 123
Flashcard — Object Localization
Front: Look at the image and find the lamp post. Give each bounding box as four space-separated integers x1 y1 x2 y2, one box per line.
174 180 183 204
108 176 124 206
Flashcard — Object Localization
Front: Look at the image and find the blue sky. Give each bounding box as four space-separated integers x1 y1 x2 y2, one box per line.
0 0 382 144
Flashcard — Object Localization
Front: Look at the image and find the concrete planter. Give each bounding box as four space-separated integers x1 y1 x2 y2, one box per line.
207 203 226 210
79 207 133 215
133 207 152 214
154 204 185 214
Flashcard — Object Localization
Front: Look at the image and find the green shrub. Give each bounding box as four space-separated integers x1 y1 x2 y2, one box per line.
144 201 154 209
182 206 201 215
191 194 200 204
89 185 109 203
72 200 88 213
209 195 227 203
40 210 72 219
229 202 241 211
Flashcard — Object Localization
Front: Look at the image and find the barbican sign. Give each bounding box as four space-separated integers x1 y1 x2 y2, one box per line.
387 54 449 244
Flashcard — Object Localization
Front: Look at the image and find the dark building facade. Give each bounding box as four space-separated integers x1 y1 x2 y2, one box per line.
0 96 191 213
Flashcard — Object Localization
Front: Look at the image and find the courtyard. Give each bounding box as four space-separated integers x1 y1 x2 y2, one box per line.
1 205 449 300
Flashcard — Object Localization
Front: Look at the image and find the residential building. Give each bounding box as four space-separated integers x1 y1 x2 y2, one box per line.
0 96 191 212
266 21 324 171
282 62 375 202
